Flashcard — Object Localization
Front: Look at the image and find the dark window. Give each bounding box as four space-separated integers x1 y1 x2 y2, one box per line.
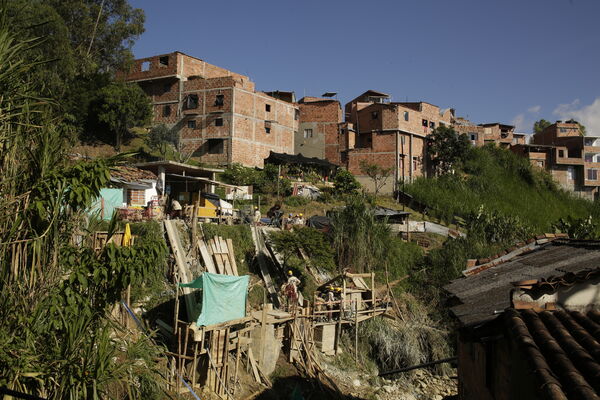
295 109 300 120
559 150 565 157
163 83 171 92
265 127 271 134
429 121 435 129
422 119 428 127
470 133 477 141
404 111 409 121
159 56 169 66
371 111 379 120
303 129 313 138
215 118 223 127
560 128 567 133
207 139 224 154
215 94 224 106
266 104 271 112
141 61 150 71
265 120 272 134
187 120 196 129
163 105 171 117
184 94 199 109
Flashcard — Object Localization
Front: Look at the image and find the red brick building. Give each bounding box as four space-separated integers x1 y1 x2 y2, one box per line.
341 90 454 192
524 120 600 199
120 52 298 167
296 97 344 163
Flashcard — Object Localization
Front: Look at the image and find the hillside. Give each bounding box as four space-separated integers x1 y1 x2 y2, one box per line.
404 145 594 232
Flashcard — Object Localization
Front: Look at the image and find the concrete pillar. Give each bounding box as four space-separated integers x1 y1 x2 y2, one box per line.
158 166 166 195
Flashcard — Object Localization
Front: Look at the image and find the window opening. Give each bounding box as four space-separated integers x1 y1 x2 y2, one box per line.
207 139 224 154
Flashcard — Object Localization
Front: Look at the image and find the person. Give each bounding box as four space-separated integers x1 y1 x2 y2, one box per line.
297 213 305 225
325 286 336 321
253 207 261 225
171 199 182 219
283 270 301 311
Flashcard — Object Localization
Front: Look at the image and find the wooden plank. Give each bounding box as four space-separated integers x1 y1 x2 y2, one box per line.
164 220 196 322
213 252 226 275
250 226 279 307
226 238 239 276
219 237 234 275
198 240 217 274
248 347 261 384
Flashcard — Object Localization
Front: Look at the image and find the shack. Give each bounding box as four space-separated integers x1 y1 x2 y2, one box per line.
264 151 338 180
445 236 600 400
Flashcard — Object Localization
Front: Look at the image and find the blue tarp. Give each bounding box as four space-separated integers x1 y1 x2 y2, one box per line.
180 273 249 327
90 188 123 220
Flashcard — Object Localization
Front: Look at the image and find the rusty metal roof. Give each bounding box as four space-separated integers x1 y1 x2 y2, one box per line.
445 239 600 327
505 308 600 400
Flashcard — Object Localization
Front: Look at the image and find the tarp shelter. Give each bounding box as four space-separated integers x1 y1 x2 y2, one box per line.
264 151 338 176
373 206 410 223
180 273 249 326
307 215 331 232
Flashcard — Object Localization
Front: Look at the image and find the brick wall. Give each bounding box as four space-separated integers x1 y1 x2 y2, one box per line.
127 188 146 206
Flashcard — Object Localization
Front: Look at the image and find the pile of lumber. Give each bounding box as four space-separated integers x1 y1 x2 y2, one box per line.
197 236 239 276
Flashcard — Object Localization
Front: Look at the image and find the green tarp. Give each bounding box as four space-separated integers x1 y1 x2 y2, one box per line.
179 272 249 327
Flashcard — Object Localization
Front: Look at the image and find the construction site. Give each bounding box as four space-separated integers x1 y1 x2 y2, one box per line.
136 218 392 400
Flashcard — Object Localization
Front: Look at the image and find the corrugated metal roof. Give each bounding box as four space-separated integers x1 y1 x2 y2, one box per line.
445 240 600 326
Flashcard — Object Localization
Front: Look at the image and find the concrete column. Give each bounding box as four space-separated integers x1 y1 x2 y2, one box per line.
409 134 413 182
158 166 166 195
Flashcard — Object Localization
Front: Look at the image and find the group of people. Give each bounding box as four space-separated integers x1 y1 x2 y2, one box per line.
284 213 304 226
315 285 342 321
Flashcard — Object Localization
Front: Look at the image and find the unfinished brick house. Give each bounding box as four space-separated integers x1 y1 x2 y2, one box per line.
341 90 454 192
519 120 600 199
120 52 298 167
453 118 526 148
296 96 344 163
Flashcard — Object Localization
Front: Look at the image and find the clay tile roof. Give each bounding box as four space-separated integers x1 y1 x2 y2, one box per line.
110 166 156 183
505 308 600 400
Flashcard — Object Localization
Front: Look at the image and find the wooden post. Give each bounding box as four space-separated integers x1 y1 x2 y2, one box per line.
191 343 198 387
260 293 267 366
371 272 375 318
354 300 359 366
173 278 180 336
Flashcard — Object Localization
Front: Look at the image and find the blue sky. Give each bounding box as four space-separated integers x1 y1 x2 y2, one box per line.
130 0 600 134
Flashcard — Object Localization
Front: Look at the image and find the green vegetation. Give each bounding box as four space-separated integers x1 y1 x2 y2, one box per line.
222 163 292 196
533 119 552 134
90 81 152 150
405 145 591 231
427 125 470 175
333 168 361 195
0 6 170 397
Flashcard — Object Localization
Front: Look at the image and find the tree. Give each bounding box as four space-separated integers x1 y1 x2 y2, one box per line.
427 126 470 175
359 160 393 196
146 124 177 159
533 119 552 134
333 169 361 195
91 82 152 150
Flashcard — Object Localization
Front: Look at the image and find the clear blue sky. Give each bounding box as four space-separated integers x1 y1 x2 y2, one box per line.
130 0 600 134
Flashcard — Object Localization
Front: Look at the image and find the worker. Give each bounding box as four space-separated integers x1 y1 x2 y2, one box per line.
283 270 301 311
171 199 182 219
297 213 305 225
326 286 336 321
253 207 261 225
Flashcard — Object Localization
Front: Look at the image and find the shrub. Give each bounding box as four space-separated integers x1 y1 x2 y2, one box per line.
333 169 360 195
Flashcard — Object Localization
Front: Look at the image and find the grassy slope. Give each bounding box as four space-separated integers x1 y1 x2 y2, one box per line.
405 145 592 232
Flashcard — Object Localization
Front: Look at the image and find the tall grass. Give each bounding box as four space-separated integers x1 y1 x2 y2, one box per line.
406 145 592 232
